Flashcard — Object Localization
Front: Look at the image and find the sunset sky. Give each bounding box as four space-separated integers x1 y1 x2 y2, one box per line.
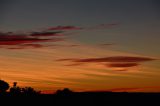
0 0 160 93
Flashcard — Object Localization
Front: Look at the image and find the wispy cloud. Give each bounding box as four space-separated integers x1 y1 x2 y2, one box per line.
57 56 156 71
85 23 119 30
30 31 63 37
47 23 118 31
99 43 115 46
107 63 139 68
0 31 65 49
48 26 82 31
70 56 155 63
0 23 119 49
107 86 160 92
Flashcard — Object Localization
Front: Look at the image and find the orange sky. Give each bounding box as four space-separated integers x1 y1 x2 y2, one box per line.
0 0 160 94
0 40 160 93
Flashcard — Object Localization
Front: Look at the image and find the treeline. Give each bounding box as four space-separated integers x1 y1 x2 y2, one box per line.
0 80 41 95
0 80 73 96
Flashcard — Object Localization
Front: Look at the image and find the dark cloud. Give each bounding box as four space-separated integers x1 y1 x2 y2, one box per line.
86 23 119 30
48 26 82 31
0 31 65 49
56 58 76 61
107 63 139 68
57 56 156 71
99 43 115 47
107 87 140 92
30 31 63 37
97 23 119 28
0 34 50 45
0 23 119 49
107 86 160 92
72 56 155 63
19 44 44 48
54 44 80 47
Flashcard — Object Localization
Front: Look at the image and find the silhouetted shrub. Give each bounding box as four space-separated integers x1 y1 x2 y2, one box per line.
9 82 21 95
0 80 9 93
9 82 41 95
56 88 73 96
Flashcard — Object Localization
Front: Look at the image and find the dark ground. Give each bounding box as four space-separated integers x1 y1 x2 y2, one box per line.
0 92 160 105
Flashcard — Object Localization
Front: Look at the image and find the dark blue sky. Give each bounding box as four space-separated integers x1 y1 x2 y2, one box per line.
0 0 160 56
0 0 159 31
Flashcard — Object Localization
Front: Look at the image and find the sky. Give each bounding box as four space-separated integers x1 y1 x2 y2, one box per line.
0 0 160 93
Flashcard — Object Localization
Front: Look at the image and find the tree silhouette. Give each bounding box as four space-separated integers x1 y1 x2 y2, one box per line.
0 80 9 93
21 87 41 95
56 88 73 96
10 82 41 95
10 82 21 95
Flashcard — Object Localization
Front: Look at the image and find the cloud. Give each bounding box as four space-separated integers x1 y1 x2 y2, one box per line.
47 23 118 31
107 63 139 68
99 43 114 46
107 86 160 92
57 56 156 71
71 56 155 63
48 26 82 31
0 31 65 49
56 58 77 61
0 23 119 49
0 34 50 45
107 87 140 92
85 23 119 30
30 31 63 37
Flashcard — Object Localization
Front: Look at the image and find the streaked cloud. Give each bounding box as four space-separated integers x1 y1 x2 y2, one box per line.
107 86 160 92
85 23 119 30
48 26 82 31
107 63 139 68
0 31 65 49
30 31 63 37
70 56 155 63
57 56 156 71
99 43 114 46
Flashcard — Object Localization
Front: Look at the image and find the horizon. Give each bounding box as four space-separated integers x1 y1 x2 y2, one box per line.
0 0 160 93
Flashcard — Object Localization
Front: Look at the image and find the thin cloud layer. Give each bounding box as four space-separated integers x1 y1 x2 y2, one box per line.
57 56 156 71
107 86 160 92
0 23 119 49
47 23 118 31
48 26 82 31
107 63 139 68
30 31 63 37
85 23 119 30
0 31 64 49
0 33 50 45
99 43 114 46
72 56 155 63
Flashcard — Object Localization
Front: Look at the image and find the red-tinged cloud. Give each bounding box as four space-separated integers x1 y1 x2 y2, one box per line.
0 31 65 49
30 31 63 36
107 87 140 92
72 56 155 63
56 58 77 61
54 44 80 48
107 63 139 68
107 86 160 92
20 44 44 48
48 26 82 31
100 43 114 46
0 35 51 45
86 23 119 30
57 56 156 71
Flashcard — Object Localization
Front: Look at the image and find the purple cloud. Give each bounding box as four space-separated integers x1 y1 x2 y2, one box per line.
57 56 156 71
48 26 82 31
